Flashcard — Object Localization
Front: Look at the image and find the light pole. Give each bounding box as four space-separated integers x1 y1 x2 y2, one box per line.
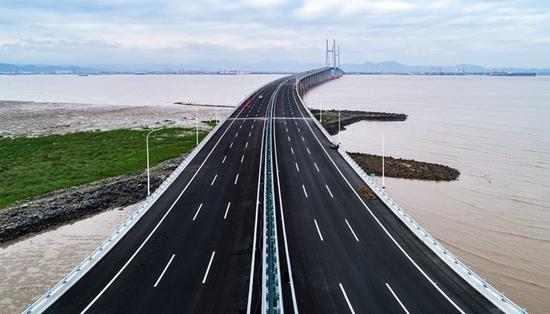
382 132 385 189
146 128 161 196
196 107 199 146
338 109 341 145
319 98 323 123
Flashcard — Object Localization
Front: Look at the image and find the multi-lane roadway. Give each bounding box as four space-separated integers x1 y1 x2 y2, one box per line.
271 78 500 313
39 73 501 313
44 79 284 313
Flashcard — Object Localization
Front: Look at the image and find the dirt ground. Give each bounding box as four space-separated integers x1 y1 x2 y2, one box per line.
0 100 231 137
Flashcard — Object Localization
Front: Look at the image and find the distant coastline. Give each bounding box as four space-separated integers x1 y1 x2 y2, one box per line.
2 61 549 75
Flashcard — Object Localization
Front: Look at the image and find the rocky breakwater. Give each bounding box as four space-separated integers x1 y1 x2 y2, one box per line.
348 152 460 181
0 155 186 244
310 109 407 135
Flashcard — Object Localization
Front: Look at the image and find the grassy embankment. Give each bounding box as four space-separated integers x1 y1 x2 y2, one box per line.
202 119 220 127
312 112 338 122
0 127 210 209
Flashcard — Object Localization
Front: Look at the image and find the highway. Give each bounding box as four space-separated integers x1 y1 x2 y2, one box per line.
36 72 505 313
272 78 501 313
44 79 285 313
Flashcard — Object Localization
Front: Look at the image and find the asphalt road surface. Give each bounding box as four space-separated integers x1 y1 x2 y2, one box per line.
272 77 500 313
45 79 285 314
42 74 501 314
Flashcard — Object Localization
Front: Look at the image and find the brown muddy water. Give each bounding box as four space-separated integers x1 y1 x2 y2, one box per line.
0 206 134 312
304 75 550 313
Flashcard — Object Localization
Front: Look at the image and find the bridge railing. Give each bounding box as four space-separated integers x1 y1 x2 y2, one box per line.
293 70 527 314
23 84 267 314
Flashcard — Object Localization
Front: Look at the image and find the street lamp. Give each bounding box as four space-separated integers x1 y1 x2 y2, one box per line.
146 128 161 196
382 132 385 189
338 109 341 145
196 107 199 146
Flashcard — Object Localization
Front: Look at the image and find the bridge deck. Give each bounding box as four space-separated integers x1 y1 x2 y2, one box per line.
35 71 502 314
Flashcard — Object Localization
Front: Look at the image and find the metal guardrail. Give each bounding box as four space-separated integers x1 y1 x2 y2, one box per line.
262 81 284 314
294 69 527 314
23 85 267 314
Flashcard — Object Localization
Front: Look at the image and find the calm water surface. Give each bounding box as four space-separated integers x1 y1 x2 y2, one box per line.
0 74 283 106
304 75 550 313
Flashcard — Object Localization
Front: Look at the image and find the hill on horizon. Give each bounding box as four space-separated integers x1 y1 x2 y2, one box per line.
1 61 548 74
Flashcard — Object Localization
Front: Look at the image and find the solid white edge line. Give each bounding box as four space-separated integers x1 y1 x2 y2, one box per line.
339 283 356 314
325 184 334 198
202 251 216 284
386 283 410 314
291 81 466 314
313 219 324 241
192 203 203 221
344 219 360 242
224 202 231 220
79 94 251 313
246 117 266 314
210 174 218 186
153 254 175 288
302 184 308 198
273 109 300 313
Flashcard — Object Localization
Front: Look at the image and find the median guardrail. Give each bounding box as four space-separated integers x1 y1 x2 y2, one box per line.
262 81 284 314
294 69 527 314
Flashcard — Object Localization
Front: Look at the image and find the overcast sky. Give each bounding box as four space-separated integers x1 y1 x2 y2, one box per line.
1 0 549 68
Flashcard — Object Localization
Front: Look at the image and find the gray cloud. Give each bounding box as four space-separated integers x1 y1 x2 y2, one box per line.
0 0 548 68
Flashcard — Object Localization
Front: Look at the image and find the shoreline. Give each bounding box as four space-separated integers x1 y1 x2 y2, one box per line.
0 100 230 138
0 155 185 244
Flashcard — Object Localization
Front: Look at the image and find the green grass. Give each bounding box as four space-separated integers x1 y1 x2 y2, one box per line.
0 127 208 209
202 119 220 127
313 112 338 122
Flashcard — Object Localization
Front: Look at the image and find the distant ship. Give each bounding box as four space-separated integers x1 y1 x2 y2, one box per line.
78 73 89 76
488 71 536 77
